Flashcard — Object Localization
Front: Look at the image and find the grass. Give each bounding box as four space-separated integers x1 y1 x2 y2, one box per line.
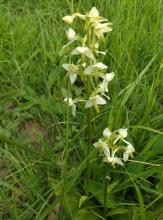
0 0 162 219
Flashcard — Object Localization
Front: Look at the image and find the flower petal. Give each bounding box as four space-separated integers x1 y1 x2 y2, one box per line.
123 152 129 162
66 28 76 41
85 100 93 108
96 95 106 105
94 62 107 70
62 63 70 71
102 146 110 157
72 104 76 117
62 15 74 24
88 7 99 17
84 65 94 75
103 128 112 138
83 48 94 60
118 128 128 138
69 73 77 84
115 158 124 165
105 72 115 82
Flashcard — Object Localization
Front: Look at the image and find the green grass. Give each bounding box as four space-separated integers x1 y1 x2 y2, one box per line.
0 0 163 219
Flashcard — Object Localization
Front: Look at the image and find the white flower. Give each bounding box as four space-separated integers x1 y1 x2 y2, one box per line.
103 149 124 167
85 95 106 109
119 128 128 138
62 63 78 84
103 156 124 167
114 128 128 144
84 62 108 75
87 7 99 18
103 128 112 138
94 139 111 160
71 47 94 60
98 72 115 93
93 139 108 149
123 143 135 162
64 97 77 117
66 28 76 41
94 22 112 38
62 15 74 24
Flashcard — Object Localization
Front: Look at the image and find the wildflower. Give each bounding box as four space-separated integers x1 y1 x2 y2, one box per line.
64 97 77 117
103 128 112 138
93 139 108 149
85 94 106 110
62 63 78 84
84 62 108 75
114 128 128 144
103 155 124 167
98 72 115 93
71 46 94 60
94 22 112 38
103 148 124 167
87 7 99 18
66 28 76 41
123 143 135 162
62 15 74 24
94 139 111 159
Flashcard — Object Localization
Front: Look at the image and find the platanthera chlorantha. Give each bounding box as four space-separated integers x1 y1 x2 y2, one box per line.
62 7 135 167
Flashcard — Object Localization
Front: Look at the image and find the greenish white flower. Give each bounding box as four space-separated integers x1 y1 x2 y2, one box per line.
98 72 115 93
114 128 128 144
64 97 77 117
66 28 76 41
103 148 124 167
62 15 74 24
94 139 111 159
93 139 108 149
84 62 108 75
94 22 112 38
85 94 106 109
123 142 135 162
103 128 112 138
62 63 78 84
87 7 99 18
71 47 94 60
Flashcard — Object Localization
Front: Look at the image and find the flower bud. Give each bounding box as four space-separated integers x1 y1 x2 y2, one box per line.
62 15 74 24
66 28 76 41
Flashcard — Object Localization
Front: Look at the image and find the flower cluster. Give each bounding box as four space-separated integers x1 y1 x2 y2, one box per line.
62 7 135 167
93 128 135 167
62 7 114 116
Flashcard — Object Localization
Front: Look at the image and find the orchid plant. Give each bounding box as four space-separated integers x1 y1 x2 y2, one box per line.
62 7 135 167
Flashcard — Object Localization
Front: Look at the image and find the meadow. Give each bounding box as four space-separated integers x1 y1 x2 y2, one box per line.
0 0 163 219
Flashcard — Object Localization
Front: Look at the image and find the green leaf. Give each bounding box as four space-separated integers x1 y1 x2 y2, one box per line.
79 196 88 208
134 183 145 220
107 208 130 216
75 210 100 220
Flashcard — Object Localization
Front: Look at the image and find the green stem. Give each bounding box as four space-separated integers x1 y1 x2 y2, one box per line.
86 77 92 181
104 177 107 206
58 83 70 220
64 82 70 176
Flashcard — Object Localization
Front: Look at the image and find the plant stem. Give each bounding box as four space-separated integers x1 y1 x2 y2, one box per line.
104 177 107 206
64 82 70 176
86 77 92 181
